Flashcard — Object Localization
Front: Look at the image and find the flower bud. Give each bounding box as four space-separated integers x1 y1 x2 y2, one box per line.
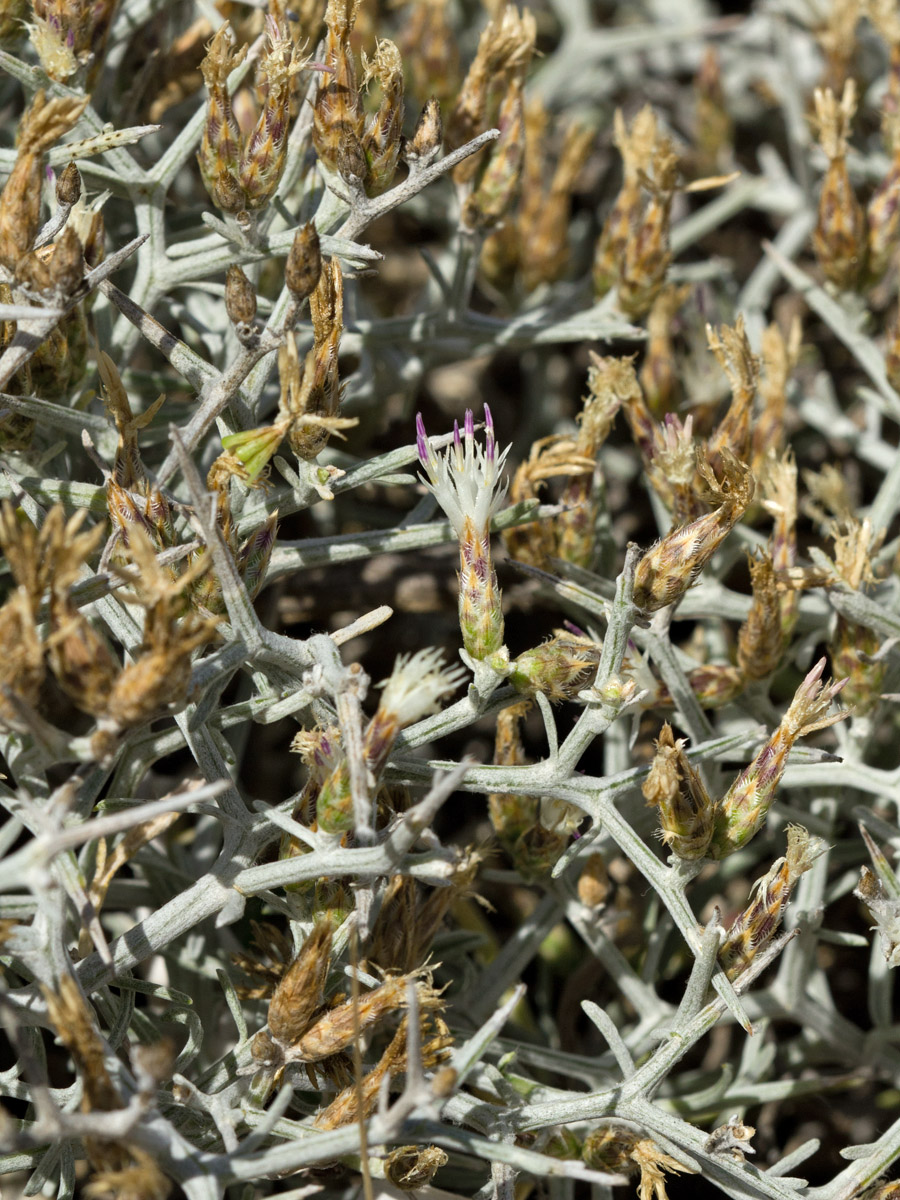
719 825 826 979
56 161 81 206
710 660 847 859
285 221 322 304
225 265 257 328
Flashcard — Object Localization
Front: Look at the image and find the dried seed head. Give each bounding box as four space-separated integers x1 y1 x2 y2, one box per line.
267 922 334 1046
447 3 536 183
642 723 714 860
704 1116 756 1161
617 134 680 318
288 970 442 1064
462 84 526 232
693 47 733 174
239 16 307 211
593 106 658 297
225 264 257 328
197 27 248 215
43 974 119 1112
752 318 802 469
855 827 900 968
812 80 867 289
312 0 364 172
407 96 443 167
360 38 404 194
285 220 322 304
737 551 784 681
577 853 610 908
633 451 755 613
641 283 691 416
511 104 593 293
385 1146 449 1191
0 90 88 272
706 315 758 471
500 433 591 567
583 1130 695 1200
489 700 539 849
719 825 827 978
710 660 848 858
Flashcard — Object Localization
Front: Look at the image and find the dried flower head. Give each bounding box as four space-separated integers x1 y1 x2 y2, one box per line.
365 647 466 775
634 451 755 613
642 723 714 860
719 824 827 978
710 661 847 858
855 825 900 968
812 79 867 289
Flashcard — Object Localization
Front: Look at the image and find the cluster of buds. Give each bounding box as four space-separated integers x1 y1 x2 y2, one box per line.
28 0 117 84
0 502 219 755
42 974 172 1199
308 648 465 834
198 18 306 216
312 0 407 197
417 406 511 666
719 824 826 980
855 825 900 968
248 921 451 1110
582 1127 696 1200
644 662 847 863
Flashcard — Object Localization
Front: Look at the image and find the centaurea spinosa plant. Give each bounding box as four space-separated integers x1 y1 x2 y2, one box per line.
6 1 900 1198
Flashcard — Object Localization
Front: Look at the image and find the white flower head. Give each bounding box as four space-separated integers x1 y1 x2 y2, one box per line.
416 405 511 536
377 646 467 726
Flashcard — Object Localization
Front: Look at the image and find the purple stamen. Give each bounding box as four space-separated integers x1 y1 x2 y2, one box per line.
483 403 495 460
66 27 75 46
464 409 474 441
415 412 429 466
453 419 462 453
